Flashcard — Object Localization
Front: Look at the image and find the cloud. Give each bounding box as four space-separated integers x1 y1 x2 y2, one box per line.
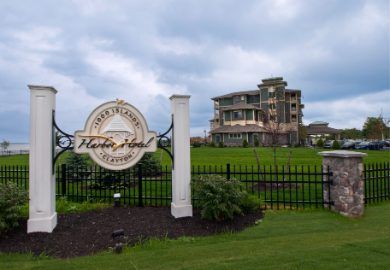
0 0 388 141
304 89 390 129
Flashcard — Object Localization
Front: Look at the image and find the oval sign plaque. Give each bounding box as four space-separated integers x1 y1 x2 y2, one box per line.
74 100 157 170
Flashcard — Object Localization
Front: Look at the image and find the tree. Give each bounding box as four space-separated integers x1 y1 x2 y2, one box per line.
340 128 363 139
262 98 291 172
298 124 307 146
362 117 387 140
0 140 10 151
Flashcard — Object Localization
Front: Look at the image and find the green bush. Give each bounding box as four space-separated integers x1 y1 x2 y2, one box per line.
193 175 243 221
65 152 91 180
209 141 216 147
316 138 324 148
192 142 202 148
254 137 260 147
137 152 162 176
332 140 341 149
242 139 249 148
193 175 260 221
0 182 27 233
218 142 224 148
240 193 260 214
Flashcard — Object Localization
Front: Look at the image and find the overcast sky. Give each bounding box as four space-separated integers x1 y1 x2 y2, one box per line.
0 0 389 142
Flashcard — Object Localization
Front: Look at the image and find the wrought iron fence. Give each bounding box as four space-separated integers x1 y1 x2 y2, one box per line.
364 162 390 204
191 164 333 210
1 162 389 209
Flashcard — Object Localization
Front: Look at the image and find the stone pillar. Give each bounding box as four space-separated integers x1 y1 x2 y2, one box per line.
28 85 58 233
319 150 366 218
170 95 193 218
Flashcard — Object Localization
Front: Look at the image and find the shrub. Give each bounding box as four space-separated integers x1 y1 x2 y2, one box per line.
209 141 216 147
240 193 261 214
65 152 91 180
316 138 324 148
218 142 224 148
332 140 341 149
137 152 162 176
242 139 249 148
254 137 260 147
193 175 243 221
192 142 202 148
0 182 27 233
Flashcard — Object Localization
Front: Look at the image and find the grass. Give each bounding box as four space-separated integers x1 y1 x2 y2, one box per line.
1 146 389 167
1 202 389 269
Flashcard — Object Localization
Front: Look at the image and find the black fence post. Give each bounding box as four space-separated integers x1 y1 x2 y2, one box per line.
138 164 143 207
226 163 231 180
61 164 67 196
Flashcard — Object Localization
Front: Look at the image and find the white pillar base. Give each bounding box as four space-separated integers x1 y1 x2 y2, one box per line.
171 203 193 218
27 212 57 233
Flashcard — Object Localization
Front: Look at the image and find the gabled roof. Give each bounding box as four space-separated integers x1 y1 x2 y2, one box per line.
305 125 340 135
309 121 329 126
101 114 134 134
211 90 259 100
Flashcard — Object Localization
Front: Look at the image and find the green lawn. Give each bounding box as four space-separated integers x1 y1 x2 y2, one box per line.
1 202 389 269
1 146 389 167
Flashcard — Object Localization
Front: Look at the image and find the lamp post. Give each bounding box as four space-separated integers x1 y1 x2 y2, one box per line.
113 193 121 207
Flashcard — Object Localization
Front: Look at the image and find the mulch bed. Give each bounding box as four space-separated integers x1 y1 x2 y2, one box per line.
0 207 263 258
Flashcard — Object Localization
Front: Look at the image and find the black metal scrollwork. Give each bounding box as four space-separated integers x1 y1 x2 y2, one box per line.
53 111 74 166
157 115 174 167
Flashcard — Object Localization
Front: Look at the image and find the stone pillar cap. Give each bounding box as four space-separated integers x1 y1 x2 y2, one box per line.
319 150 367 158
28 85 57 94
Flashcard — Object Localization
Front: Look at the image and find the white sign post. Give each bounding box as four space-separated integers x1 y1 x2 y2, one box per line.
27 85 57 233
170 95 193 218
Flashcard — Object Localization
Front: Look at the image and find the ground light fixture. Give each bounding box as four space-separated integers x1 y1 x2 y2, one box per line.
113 193 121 207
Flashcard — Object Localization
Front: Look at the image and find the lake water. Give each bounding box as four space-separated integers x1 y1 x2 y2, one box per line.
5 143 29 151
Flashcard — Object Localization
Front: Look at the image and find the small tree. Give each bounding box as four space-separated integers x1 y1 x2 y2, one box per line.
0 182 27 233
64 152 91 180
298 124 307 146
0 140 10 151
316 138 324 148
262 98 290 170
332 140 341 149
254 136 260 147
242 139 249 148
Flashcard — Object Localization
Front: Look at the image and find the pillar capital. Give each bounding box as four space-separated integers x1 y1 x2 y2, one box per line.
28 85 58 94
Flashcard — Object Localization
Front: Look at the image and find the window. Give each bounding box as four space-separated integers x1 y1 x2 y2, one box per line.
241 95 245 101
291 115 297 122
229 133 242 139
291 104 297 111
268 92 275 98
224 111 231 121
232 110 243 120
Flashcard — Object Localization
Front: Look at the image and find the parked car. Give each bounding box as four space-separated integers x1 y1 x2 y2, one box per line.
355 141 370 150
324 140 334 149
341 140 356 149
368 141 384 150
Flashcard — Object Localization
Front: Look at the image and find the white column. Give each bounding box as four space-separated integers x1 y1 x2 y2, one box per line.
27 85 58 233
170 95 193 218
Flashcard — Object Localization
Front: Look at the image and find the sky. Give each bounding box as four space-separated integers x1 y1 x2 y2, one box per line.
0 0 389 142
